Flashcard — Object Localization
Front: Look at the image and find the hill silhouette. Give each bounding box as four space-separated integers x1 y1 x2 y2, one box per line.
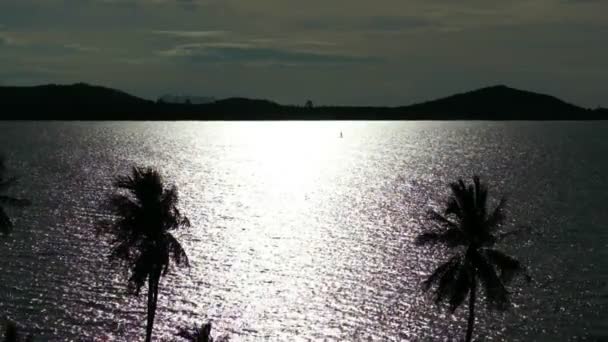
0 83 605 120
0 83 156 119
158 94 216 105
394 85 589 120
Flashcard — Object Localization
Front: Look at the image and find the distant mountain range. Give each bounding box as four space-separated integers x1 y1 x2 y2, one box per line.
158 94 216 105
0 83 605 120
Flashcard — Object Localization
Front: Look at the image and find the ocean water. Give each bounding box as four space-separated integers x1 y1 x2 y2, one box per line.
0 121 606 341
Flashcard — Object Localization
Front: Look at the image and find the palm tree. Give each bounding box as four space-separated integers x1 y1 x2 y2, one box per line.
2 319 34 342
0 156 30 235
415 176 529 342
97 167 190 342
177 322 213 342
177 322 230 342
2 320 17 342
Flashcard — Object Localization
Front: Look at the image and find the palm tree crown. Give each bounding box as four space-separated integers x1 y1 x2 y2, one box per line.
415 176 529 341
0 156 30 235
177 322 213 342
97 167 190 342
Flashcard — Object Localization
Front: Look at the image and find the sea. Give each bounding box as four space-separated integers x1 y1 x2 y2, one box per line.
0 121 606 341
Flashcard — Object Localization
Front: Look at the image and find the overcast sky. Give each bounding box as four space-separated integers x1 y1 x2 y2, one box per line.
1 0 606 106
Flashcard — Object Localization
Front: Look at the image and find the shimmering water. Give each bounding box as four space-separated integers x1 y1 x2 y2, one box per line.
0 121 606 341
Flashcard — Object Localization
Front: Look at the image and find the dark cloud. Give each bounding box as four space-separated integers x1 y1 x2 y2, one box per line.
160 43 379 66
0 32 17 46
302 15 437 32
1 0 607 106
563 0 608 2
363 16 437 31
151 30 226 38
0 66 69 86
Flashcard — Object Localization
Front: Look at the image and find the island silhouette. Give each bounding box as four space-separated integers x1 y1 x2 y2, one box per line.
0 83 605 120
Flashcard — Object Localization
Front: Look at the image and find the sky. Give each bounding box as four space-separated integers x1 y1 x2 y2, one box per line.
0 0 607 106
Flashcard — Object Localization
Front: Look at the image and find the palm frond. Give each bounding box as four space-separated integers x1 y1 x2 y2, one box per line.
0 156 6 175
115 167 163 204
107 195 147 235
166 233 190 268
0 195 31 207
3 319 18 342
0 207 13 234
128 249 156 295
466 183 475 213
160 186 190 231
160 185 179 208
472 251 509 310
422 255 462 291
98 166 191 298
445 197 461 219
448 262 473 312
428 210 458 229
482 249 528 284
109 233 143 263
0 177 17 192
109 193 143 214
446 178 484 234
415 228 467 248
446 180 467 218
417 177 508 248
432 258 464 304
415 176 528 319
473 175 488 218
177 322 213 342
495 224 534 244
0 156 29 236
485 198 506 230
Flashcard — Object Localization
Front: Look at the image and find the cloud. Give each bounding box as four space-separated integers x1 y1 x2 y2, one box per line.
301 15 438 32
1 0 608 106
63 43 100 53
0 32 19 46
150 30 225 38
562 0 608 2
0 65 71 86
159 43 379 66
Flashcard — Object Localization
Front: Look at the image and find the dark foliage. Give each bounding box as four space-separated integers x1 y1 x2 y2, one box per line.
415 176 530 342
97 167 191 342
0 156 31 235
2 320 34 342
177 322 212 342
176 322 230 342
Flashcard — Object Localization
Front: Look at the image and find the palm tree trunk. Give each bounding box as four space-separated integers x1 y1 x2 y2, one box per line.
465 278 476 342
145 272 160 342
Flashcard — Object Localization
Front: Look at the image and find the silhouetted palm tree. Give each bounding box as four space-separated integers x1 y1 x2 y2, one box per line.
177 321 230 342
97 167 190 342
177 322 213 342
415 176 529 342
0 156 30 235
2 320 33 342
1 320 17 342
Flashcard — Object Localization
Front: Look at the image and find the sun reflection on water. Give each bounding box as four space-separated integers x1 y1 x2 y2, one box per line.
0 121 605 341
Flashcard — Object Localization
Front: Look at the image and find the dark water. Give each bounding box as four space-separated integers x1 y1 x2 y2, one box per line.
0 121 606 341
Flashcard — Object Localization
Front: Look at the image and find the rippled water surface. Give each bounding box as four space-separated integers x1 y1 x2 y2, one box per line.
0 121 606 341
